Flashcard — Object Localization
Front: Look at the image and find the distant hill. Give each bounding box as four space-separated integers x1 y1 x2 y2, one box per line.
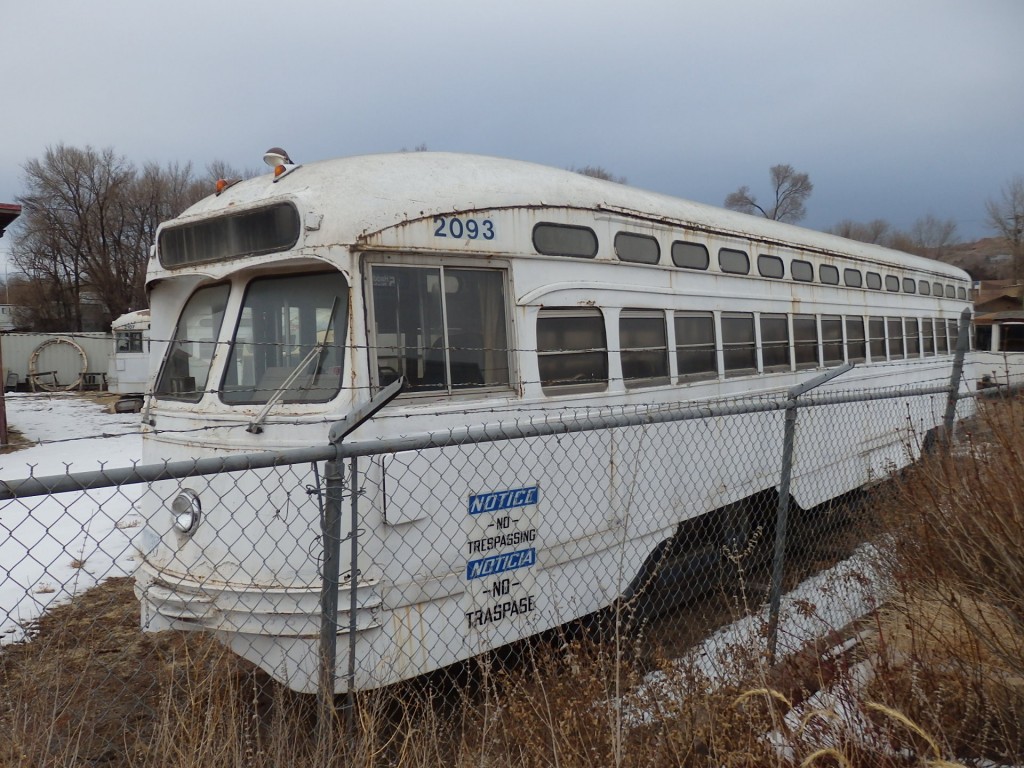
935 237 1013 280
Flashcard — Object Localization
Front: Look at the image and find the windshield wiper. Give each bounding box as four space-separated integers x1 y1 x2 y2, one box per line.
247 297 339 434
246 342 326 434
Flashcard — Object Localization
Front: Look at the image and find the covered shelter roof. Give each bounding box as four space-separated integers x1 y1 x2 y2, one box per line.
0 203 21 238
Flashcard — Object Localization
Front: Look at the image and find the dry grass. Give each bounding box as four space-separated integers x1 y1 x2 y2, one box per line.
854 395 1024 763
3 397 1024 766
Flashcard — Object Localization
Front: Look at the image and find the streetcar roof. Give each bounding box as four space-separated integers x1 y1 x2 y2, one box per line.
165 151 969 280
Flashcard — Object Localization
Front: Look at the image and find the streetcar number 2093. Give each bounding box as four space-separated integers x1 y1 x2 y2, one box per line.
433 216 495 241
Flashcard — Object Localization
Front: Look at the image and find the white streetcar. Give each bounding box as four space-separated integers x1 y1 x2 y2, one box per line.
135 151 975 693
107 309 151 412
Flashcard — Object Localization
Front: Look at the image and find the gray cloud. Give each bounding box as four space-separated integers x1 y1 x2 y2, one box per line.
1 0 1022 269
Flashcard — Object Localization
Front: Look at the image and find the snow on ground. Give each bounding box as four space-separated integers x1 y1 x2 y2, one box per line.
0 392 143 643
624 543 888 722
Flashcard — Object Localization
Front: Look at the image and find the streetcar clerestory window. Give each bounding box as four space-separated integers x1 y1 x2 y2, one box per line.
819 265 840 285
791 259 814 282
533 223 598 258
615 232 660 264
757 254 785 279
719 248 750 275
671 241 710 270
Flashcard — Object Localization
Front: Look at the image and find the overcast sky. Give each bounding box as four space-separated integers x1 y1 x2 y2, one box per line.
2 0 1022 267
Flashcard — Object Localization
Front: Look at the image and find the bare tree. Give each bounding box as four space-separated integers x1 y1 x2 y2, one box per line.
986 176 1024 288
830 218 893 244
725 164 813 224
11 145 209 331
908 214 959 260
571 165 627 184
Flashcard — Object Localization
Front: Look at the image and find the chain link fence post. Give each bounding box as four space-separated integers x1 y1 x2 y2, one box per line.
318 455 346 740
943 307 973 440
345 456 360 723
766 363 853 664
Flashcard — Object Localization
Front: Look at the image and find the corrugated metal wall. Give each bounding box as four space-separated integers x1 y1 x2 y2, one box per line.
1 333 112 389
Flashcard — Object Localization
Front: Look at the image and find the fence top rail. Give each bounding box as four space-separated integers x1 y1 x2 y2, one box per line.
0 382 966 500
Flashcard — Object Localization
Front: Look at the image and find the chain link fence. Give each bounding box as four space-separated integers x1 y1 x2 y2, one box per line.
0 363 979 760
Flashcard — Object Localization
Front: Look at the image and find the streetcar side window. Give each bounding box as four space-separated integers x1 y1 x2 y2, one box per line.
722 313 756 375
819 265 840 285
116 331 145 354
760 313 790 371
793 314 818 369
619 310 669 387
922 318 936 356
947 318 959 350
866 272 882 290
537 308 608 392
868 316 886 361
846 316 866 363
821 315 843 365
370 265 511 394
674 312 717 380
936 318 949 355
888 318 905 358
904 318 921 357
885 276 900 292
844 269 862 288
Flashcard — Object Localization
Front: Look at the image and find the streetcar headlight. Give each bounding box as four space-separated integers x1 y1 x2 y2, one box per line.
171 489 202 534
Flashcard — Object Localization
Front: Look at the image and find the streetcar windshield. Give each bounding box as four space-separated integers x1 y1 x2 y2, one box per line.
154 283 231 402
220 272 349 405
